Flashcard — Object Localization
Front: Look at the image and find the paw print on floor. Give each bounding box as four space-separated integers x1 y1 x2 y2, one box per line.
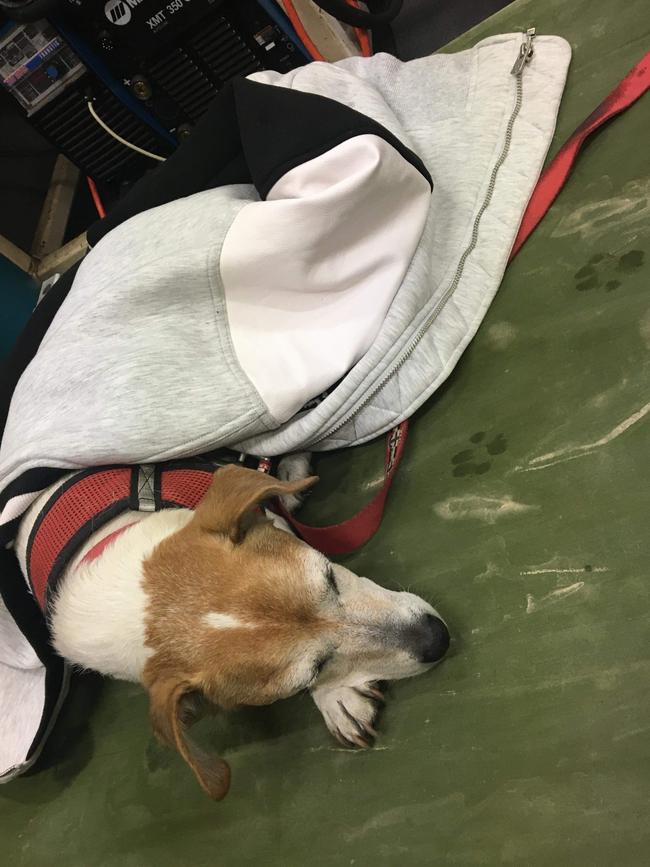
574 249 644 292
451 431 507 477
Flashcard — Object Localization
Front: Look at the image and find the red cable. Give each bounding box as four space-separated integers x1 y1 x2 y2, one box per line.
353 25 372 56
86 176 106 219
348 0 372 56
282 0 326 61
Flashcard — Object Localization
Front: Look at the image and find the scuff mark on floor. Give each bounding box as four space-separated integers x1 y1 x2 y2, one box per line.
640 308 650 349
486 321 517 350
590 17 607 37
521 567 607 576
344 795 465 841
475 561 502 581
612 725 650 743
589 378 629 409
309 745 392 753
434 495 538 524
467 659 650 699
526 581 584 613
516 399 650 472
363 473 387 491
550 177 650 242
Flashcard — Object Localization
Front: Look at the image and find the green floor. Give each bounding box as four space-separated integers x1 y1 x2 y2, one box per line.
2 0 650 864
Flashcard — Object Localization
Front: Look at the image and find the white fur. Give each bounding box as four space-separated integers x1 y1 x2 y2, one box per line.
312 684 379 746
264 507 293 534
50 510 193 681
204 612 251 630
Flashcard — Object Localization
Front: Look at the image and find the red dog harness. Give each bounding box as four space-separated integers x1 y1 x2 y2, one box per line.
26 463 220 613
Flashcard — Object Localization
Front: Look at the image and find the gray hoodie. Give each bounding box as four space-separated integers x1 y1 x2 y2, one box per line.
0 32 570 530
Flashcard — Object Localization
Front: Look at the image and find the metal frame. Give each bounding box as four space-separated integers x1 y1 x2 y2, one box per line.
31 155 80 260
0 154 88 282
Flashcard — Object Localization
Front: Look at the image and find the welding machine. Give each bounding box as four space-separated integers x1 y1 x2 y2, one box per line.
0 0 305 183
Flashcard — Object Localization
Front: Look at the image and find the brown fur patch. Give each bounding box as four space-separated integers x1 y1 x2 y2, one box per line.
141 465 320 798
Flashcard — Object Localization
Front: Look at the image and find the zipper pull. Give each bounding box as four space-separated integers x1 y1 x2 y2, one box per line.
511 27 536 75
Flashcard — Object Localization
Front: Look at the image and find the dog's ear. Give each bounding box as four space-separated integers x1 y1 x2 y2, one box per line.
193 464 318 543
148 677 231 801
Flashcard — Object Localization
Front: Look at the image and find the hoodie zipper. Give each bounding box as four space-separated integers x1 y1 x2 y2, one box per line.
511 27 536 75
308 28 536 447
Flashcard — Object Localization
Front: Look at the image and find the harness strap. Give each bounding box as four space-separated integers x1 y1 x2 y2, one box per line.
27 465 217 613
283 50 650 555
27 467 134 612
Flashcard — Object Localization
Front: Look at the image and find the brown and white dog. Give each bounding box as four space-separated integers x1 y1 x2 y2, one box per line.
15 457 449 799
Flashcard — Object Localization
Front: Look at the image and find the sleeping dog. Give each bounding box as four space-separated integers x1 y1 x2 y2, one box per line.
15 457 449 799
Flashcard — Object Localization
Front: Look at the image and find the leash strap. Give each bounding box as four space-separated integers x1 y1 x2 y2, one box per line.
279 422 408 555
510 48 650 259
283 50 650 555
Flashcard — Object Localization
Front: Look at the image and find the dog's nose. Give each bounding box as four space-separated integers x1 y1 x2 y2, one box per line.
417 614 450 664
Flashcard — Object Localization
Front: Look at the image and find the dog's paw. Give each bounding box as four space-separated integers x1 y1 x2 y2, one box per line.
311 683 384 749
277 452 313 513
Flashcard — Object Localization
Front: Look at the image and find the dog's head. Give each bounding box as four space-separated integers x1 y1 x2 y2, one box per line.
142 465 448 799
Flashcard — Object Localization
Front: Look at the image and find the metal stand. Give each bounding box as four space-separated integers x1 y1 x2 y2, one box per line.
0 154 88 283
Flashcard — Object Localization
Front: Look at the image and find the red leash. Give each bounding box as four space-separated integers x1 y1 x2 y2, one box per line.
280 422 408 556
510 49 650 259
283 49 650 555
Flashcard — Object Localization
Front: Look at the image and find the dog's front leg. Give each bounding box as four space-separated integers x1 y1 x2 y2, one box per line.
278 453 385 747
311 683 385 749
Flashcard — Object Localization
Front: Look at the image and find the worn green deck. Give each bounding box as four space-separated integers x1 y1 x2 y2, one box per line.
2 0 649 863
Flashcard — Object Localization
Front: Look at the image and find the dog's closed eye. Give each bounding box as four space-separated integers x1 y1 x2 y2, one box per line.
325 563 339 595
